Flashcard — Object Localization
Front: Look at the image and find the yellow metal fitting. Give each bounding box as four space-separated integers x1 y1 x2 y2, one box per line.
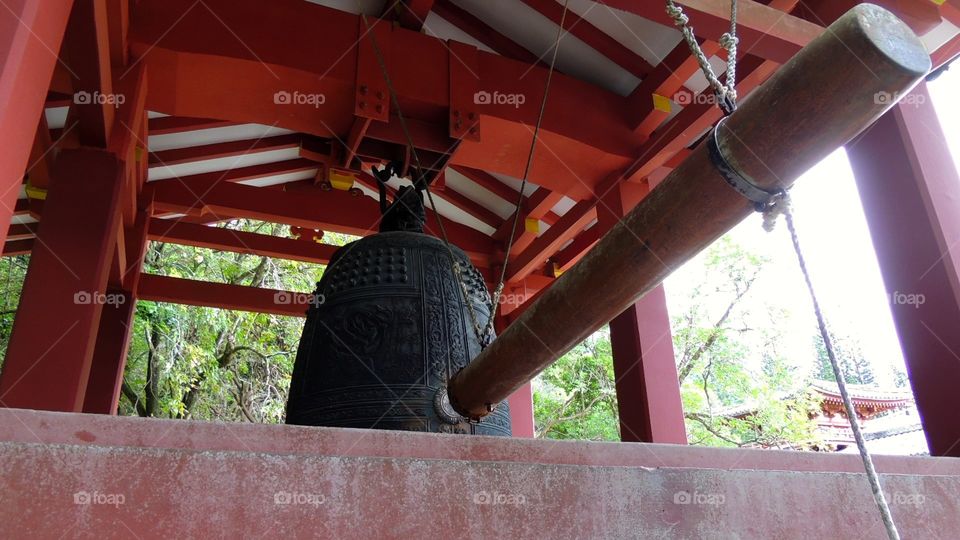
329 170 356 191
24 183 47 200
524 217 540 234
652 93 672 113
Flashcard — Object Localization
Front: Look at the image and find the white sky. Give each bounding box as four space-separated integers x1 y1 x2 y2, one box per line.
663 66 960 389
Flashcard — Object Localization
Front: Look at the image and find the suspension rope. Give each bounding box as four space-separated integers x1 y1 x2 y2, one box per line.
485 0 571 339
666 0 739 114
356 1 570 348
669 2 901 537
769 195 901 540
356 6 490 345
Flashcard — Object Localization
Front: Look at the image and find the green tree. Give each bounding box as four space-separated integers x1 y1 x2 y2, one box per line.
533 330 619 441
115 220 355 421
0 254 29 366
533 236 821 449
813 329 875 385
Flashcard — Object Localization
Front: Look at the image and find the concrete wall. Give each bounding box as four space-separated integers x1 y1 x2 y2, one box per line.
0 409 958 538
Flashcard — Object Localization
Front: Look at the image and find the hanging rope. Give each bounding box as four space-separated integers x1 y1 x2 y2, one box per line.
355 6 490 346
356 1 570 348
667 1 900 537
666 0 739 114
765 195 901 540
485 0 571 339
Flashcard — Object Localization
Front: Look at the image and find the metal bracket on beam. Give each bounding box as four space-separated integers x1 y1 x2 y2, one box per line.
448 41 480 141
355 18 391 123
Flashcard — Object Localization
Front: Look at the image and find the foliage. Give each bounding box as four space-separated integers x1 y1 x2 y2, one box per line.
673 238 820 448
0 255 29 368
532 236 822 449
118 220 354 421
533 330 619 441
812 328 875 385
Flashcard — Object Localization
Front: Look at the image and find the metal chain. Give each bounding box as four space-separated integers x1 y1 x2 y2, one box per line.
666 0 739 114
765 194 901 540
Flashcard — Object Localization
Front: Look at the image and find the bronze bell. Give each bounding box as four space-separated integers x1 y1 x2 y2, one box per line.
285 165 511 435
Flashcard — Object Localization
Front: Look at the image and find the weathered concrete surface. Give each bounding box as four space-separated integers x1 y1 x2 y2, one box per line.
0 409 958 538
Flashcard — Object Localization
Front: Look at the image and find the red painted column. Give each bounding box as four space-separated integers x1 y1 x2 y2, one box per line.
83 211 149 414
81 290 136 414
847 82 960 457
599 184 687 443
608 287 688 443
0 0 74 247
507 383 535 438
495 315 535 437
0 150 124 411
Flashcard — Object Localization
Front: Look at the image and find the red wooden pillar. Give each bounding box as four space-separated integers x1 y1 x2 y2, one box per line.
0 150 124 411
599 184 687 444
82 211 148 414
81 289 136 413
507 383 535 438
495 315 536 437
847 81 960 457
0 0 74 247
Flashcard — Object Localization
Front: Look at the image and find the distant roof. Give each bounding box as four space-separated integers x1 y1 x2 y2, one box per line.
809 380 914 403
719 380 913 418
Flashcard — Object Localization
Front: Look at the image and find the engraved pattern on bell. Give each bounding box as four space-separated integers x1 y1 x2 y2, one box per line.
285 231 512 436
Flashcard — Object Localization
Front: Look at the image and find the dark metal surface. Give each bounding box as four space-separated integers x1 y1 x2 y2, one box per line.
285 231 511 435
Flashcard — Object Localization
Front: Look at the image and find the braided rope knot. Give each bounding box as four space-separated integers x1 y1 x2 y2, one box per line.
761 191 790 232
719 32 739 49
666 4 689 25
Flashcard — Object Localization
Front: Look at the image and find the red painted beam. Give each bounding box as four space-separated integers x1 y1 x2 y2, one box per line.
451 166 561 224
452 166 520 204
138 274 311 317
432 0 543 66
493 188 564 257
521 0 652 78
2 239 34 257
6 223 39 241
147 219 339 265
146 116 236 135
148 134 302 167
598 181 685 444
627 0 799 139
82 289 136 414
602 0 822 64
63 0 115 147
146 176 495 266
151 158 318 184
0 0 74 249
506 197 597 283
932 32 960 70
105 0 129 68
552 226 599 270
26 113 56 189
627 39 722 136
0 150 124 412
129 0 640 196
624 55 779 183
435 184 502 229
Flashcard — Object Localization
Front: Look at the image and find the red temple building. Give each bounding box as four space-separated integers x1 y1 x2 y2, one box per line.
724 380 919 452
2 0 960 537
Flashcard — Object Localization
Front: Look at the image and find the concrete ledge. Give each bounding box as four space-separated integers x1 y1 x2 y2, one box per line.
0 409 958 538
